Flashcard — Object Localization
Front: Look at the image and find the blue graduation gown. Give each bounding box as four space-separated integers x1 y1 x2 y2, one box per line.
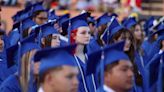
145 53 163 92
0 74 38 92
8 30 20 46
0 74 21 92
0 52 17 86
87 38 101 54
74 56 97 92
141 40 155 59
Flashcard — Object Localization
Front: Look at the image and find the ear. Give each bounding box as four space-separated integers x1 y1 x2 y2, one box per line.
45 73 52 84
41 38 45 45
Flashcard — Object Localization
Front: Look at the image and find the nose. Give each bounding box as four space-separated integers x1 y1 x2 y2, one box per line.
127 69 134 78
85 32 91 38
73 76 79 86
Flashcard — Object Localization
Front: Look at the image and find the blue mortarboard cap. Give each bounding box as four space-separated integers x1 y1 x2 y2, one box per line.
87 16 96 24
86 41 126 75
48 9 59 21
40 21 59 37
12 13 20 23
123 17 137 30
156 22 164 36
96 13 111 27
149 22 164 39
70 13 89 31
104 41 129 65
20 33 40 56
100 17 121 44
21 16 36 31
58 13 70 27
108 18 123 39
144 17 155 36
12 21 20 30
31 2 46 14
32 21 58 39
61 19 70 35
34 44 77 77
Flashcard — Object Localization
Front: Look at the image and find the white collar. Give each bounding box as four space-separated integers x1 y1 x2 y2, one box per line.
104 85 115 92
38 87 44 92
159 50 163 54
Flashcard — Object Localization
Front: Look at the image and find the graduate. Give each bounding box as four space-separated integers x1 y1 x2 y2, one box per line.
145 51 164 92
64 12 97 92
87 41 134 92
34 45 79 92
0 33 40 92
147 22 164 60
0 29 17 86
32 21 61 48
108 17 144 91
141 17 157 58
87 13 112 54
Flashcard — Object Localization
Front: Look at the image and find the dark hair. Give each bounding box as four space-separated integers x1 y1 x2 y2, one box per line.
32 10 47 18
104 61 119 72
133 23 145 56
41 34 52 48
40 66 63 83
110 28 135 63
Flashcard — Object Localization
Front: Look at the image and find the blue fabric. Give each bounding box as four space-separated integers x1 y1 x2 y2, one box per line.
0 51 17 86
87 38 101 54
0 74 21 92
76 57 97 92
60 39 68 46
145 53 163 92
8 30 20 47
0 74 38 92
141 40 157 64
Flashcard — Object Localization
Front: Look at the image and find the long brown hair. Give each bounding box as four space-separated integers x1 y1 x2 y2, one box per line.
41 34 52 48
133 23 145 56
110 28 135 63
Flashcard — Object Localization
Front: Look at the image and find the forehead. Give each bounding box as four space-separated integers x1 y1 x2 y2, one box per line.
118 60 132 67
77 26 90 31
37 11 48 16
62 65 78 73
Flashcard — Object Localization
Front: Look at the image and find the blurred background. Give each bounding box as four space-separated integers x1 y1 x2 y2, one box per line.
0 0 164 34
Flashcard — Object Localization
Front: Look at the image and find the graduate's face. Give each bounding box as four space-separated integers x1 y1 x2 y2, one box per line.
134 24 143 40
51 34 60 47
75 26 91 45
0 35 4 52
34 11 48 25
116 32 132 51
105 60 134 91
48 66 79 92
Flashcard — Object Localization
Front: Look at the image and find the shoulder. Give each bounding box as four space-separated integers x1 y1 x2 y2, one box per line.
0 74 21 92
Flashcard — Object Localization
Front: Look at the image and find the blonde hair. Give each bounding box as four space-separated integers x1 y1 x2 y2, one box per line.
20 50 36 92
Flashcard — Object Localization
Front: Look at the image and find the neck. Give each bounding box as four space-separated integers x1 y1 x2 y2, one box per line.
104 83 129 92
42 84 53 92
75 44 85 55
161 47 164 51
75 44 86 63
